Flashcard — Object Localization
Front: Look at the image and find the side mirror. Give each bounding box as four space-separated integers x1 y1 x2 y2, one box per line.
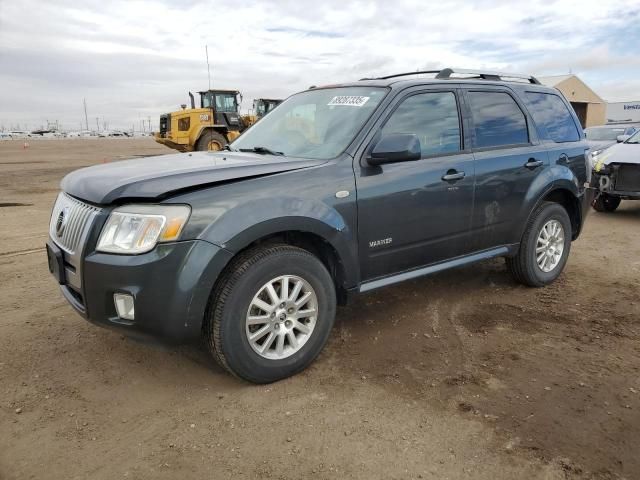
617 135 631 143
367 134 421 166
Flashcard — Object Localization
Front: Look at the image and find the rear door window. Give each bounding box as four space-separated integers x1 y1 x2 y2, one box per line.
524 92 580 142
468 91 529 148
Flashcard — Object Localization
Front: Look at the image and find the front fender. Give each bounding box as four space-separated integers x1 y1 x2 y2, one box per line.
198 196 358 286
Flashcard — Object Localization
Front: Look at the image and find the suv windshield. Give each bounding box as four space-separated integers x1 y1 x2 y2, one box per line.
232 87 388 159
585 126 626 141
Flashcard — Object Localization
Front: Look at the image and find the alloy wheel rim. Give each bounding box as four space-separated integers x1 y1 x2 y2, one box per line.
535 220 565 273
245 275 318 360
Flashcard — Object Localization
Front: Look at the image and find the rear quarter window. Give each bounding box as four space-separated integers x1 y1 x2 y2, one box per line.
524 92 580 142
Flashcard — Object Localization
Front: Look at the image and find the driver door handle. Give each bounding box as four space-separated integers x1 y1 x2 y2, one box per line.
524 159 544 169
442 170 465 182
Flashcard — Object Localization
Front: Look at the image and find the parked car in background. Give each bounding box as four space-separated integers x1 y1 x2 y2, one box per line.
47 68 592 383
585 123 639 150
591 130 640 212
0 132 13 140
10 130 31 139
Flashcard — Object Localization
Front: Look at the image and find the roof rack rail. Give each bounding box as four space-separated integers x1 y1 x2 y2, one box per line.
373 70 441 80
370 68 541 85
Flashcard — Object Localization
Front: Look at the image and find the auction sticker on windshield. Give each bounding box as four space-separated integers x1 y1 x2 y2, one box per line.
328 96 370 107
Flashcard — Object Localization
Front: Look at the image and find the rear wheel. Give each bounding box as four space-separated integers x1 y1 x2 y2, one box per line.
195 130 227 151
507 202 572 287
205 244 336 383
592 193 621 212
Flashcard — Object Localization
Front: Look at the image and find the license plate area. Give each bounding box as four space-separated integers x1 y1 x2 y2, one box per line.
46 240 66 285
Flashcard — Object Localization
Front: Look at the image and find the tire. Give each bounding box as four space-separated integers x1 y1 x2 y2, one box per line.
195 130 227 151
205 244 337 383
506 202 572 288
592 193 621 212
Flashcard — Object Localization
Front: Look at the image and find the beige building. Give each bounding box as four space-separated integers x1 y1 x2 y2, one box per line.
538 74 606 128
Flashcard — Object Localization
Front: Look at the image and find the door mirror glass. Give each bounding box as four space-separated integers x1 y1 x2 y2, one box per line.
368 134 421 166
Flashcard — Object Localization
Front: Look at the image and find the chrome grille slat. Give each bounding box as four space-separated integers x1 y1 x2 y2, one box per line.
66 203 84 249
62 202 78 248
49 193 101 255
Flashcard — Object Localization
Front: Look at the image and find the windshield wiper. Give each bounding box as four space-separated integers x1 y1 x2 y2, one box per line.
222 145 237 151
239 146 284 156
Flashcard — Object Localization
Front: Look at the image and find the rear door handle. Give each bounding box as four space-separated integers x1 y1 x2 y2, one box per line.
442 170 465 182
524 159 544 169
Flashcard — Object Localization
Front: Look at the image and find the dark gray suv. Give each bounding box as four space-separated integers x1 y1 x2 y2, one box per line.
47 68 593 383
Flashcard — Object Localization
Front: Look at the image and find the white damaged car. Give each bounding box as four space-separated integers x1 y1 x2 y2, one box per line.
591 130 640 212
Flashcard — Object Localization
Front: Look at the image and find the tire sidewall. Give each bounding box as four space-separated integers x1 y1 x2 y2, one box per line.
525 203 572 285
218 251 336 383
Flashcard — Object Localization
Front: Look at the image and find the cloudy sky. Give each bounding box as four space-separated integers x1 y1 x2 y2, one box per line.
1 0 639 131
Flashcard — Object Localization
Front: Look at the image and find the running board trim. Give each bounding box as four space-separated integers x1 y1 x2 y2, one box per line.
359 246 510 293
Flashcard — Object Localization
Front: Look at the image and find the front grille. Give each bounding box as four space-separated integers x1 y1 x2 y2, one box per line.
615 165 640 192
49 193 101 254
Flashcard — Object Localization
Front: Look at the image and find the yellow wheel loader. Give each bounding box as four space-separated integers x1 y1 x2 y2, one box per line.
241 98 282 128
155 90 245 152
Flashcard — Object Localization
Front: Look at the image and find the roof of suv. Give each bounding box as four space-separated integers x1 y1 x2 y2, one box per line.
314 68 549 91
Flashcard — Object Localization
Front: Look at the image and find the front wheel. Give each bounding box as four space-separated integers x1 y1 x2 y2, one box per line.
195 130 227 151
592 193 621 212
205 244 336 383
507 202 572 287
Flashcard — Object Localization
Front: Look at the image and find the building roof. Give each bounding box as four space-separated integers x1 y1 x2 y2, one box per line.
537 75 574 87
537 74 604 104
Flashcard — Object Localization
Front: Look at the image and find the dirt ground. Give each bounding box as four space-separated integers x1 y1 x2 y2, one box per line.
1 138 638 480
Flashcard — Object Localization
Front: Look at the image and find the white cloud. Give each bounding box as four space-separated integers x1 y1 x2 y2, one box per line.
0 0 639 130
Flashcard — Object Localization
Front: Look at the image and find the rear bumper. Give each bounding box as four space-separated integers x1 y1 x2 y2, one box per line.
51 238 233 344
154 135 190 152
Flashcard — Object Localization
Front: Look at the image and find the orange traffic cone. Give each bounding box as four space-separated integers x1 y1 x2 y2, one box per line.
23 142 29 149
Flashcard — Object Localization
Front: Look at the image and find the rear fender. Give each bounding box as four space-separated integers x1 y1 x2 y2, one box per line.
515 166 583 244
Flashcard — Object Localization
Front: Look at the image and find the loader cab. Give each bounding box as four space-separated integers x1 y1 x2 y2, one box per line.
199 90 241 113
254 98 282 118
199 89 242 129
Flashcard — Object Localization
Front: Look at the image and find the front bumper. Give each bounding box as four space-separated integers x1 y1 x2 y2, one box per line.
49 237 233 344
592 163 640 199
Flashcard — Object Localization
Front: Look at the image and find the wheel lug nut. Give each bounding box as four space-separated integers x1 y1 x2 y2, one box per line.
274 323 280 330
287 308 294 314
270 312 275 318
280 303 285 308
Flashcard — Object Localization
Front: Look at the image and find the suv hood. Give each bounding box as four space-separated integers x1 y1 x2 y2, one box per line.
595 142 640 166
61 151 326 204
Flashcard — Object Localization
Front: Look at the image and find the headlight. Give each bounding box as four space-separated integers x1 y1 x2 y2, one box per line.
97 205 191 254
590 149 603 158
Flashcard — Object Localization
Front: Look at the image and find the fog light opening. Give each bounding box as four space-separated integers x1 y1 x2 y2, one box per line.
114 293 135 320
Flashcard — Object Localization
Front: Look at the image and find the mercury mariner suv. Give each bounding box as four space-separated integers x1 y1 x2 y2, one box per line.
47 68 593 383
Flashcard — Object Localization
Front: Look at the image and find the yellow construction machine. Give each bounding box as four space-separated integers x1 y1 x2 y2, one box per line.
155 89 245 151
241 98 282 128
